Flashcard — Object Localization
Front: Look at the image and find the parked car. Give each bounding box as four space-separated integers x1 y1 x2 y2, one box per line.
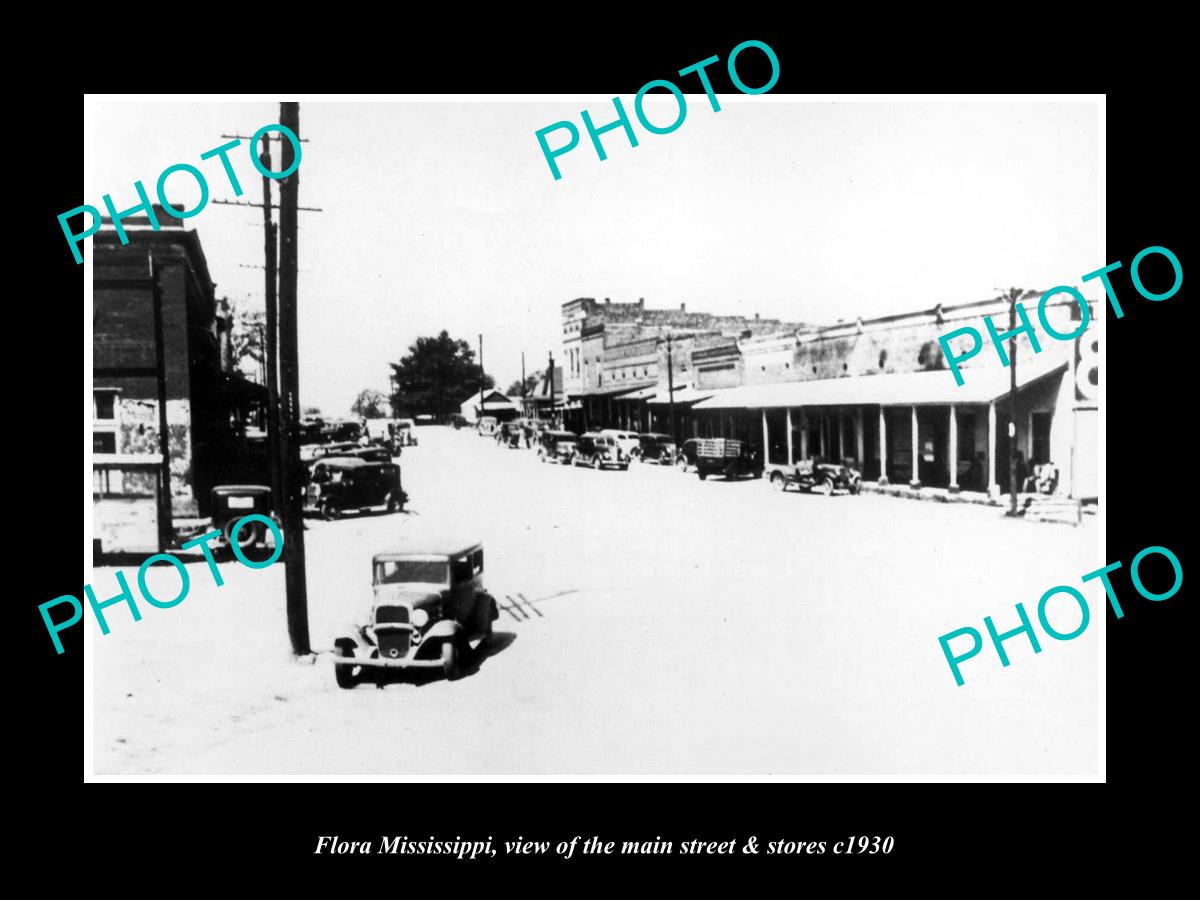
477 416 498 437
574 432 629 470
450 414 469 429
333 541 499 687
210 485 276 558
632 432 677 465
537 430 578 464
498 420 524 448
600 429 640 458
676 438 699 473
304 457 405 519
324 446 394 464
765 458 862 496
396 419 418 446
694 438 759 480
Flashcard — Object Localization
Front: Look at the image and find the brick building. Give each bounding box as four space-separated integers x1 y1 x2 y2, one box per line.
561 296 800 432
92 212 267 554
560 293 1098 504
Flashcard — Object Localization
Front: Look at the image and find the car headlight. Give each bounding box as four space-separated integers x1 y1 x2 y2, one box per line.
411 609 429 628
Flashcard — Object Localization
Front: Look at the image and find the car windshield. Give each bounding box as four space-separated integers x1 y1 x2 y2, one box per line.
654 436 674 445
375 559 449 585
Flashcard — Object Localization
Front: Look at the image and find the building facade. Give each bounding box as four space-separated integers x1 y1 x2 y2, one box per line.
562 293 1098 503
93 212 267 554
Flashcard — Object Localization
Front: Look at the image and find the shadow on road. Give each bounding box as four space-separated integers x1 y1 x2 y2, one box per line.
405 631 518 688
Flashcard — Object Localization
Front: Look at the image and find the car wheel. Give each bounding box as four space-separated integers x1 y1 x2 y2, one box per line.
537 450 545 462
385 492 401 514
698 470 707 480
223 516 263 552
592 457 601 470
441 639 460 681
850 481 862 495
771 472 786 492
320 500 342 520
334 638 358 690
483 603 495 647
820 477 834 497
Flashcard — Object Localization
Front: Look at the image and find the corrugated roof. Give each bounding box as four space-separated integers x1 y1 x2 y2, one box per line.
693 356 1068 410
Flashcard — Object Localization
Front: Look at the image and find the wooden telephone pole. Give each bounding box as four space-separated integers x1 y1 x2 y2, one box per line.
277 102 310 655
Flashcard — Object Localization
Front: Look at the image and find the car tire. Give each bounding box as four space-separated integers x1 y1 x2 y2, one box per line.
320 500 342 520
771 472 786 492
441 639 460 681
222 516 263 552
820 477 834 497
592 457 601 470
334 638 358 690
385 492 401 514
698 470 707 480
850 481 862 495
483 602 496 647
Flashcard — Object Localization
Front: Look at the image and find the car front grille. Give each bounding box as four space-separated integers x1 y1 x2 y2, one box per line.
377 629 410 659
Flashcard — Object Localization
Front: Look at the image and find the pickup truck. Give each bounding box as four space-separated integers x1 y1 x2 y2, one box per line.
694 438 759 480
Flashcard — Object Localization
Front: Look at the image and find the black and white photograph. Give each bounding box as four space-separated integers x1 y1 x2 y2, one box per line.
80 92 1105 779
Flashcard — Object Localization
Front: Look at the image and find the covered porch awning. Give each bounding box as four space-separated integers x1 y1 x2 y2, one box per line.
647 384 714 406
693 356 1069 410
617 385 658 401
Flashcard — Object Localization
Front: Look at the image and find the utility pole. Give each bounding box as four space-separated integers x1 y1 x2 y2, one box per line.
1007 288 1019 517
521 351 526 417
260 136 284 525
666 333 676 443
548 351 556 428
277 101 310 656
478 334 485 424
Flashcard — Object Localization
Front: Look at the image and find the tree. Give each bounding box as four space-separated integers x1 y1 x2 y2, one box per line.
506 374 539 397
390 331 494 420
351 389 388 419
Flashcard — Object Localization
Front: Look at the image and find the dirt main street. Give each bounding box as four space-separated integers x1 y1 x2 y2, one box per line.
92 425 1099 776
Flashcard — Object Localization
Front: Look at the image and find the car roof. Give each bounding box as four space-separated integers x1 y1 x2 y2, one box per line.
212 484 270 494
580 431 611 438
639 432 671 439
315 457 392 470
545 430 577 439
374 539 482 561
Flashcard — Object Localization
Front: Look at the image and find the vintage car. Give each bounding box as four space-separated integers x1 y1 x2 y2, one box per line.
537 430 578 464
632 432 677 465
675 438 700 472
396 418 418 446
600 429 640 458
450 413 469 429
477 416 498 437
333 541 499 687
304 457 406 519
573 432 629 470
766 459 862 496
497 419 528 448
210 485 277 558
694 438 760 480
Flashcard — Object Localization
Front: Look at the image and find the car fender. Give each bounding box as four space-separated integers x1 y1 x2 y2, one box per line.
425 619 460 640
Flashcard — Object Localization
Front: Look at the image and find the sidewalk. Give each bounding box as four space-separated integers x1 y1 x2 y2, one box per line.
859 482 1096 522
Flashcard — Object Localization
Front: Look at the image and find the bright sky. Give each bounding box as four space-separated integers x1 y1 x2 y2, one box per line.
87 97 1099 416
